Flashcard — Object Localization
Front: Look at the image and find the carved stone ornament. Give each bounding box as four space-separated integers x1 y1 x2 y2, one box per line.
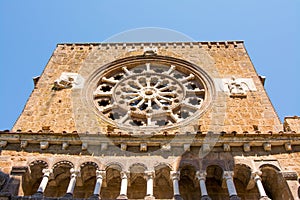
86 56 215 134
161 143 171 151
263 142 271 151
243 143 251 152
53 72 84 90
40 141 49 150
183 143 191 151
214 77 256 97
120 143 127 151
140 143 147 151
223 143 231 152
0 140 8 148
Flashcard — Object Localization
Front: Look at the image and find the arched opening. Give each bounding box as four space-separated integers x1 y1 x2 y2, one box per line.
73 162 99 198
260 165 293 200
154 164 173 199
23 160 48 196
45 161 73 197
205 165 228 199
234 164 259 199
101 164 122 199
128 163 147 199
179 164 200 200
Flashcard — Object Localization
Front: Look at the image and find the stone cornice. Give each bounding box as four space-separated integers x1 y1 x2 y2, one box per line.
55 41 245 49
1 131 300 153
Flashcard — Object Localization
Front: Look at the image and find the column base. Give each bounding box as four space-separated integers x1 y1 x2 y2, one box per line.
62 193 73 199
32 192 44 198
259 197 271 200
201 195 212 200
89 194 101 200
229 195 241 200
144 195 155 200
173 194 183 200
116 194 128 200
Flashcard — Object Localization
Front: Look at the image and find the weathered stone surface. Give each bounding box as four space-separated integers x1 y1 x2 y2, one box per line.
0 41 299 199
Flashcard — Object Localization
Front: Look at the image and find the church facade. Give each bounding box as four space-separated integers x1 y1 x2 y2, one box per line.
0 41 300 200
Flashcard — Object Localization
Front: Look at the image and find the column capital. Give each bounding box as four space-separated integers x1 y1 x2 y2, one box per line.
70 168 80 178
196 171 207 181
144 170 155 179
120 171 130 179
170 171 180 180
223 171 234 180
42 168 53 175
96 170 106 179
253 170 262 176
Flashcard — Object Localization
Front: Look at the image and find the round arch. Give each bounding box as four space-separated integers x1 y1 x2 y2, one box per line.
259 164 293 199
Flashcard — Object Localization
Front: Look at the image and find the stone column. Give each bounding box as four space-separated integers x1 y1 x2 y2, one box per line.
144 170 155 200
196 171 211 200
170 171 183 200
90 170 106 199
64 168 79 198
33 169 52 197
223 171 240 200
116 171 129 200
254 171 271 200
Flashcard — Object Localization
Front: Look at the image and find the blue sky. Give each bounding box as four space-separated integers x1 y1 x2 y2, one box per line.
0 0 299 130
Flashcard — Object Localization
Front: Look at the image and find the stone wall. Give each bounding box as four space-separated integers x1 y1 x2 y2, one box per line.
13 42 281 134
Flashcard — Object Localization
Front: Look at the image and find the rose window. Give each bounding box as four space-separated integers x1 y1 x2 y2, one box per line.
90 57 213 132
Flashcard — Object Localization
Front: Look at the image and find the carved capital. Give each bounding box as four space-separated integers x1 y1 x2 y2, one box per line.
42 168 53 176
196 171 207 181
70 168 80 178
144 170 155 180
120 171 130 179
223 171 234 180
170 171 180 180
96 170 106 179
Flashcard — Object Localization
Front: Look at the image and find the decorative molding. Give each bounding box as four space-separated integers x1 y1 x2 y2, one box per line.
82 142 88 151
0 140 8 148
214 77 257 97
101 143 108 151
223 144 231 152
140 143 147 152
161 143 171 151
183 144 190 151
62 142 69 150
243 143 251 152
40 141 49 150
285 142 292 151
120 143 127 151
53 72 84 90
202 144 210 153
263 142 271 151
281 171 298 180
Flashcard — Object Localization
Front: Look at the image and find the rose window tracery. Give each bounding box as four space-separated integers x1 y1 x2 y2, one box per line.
89 57 213 132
